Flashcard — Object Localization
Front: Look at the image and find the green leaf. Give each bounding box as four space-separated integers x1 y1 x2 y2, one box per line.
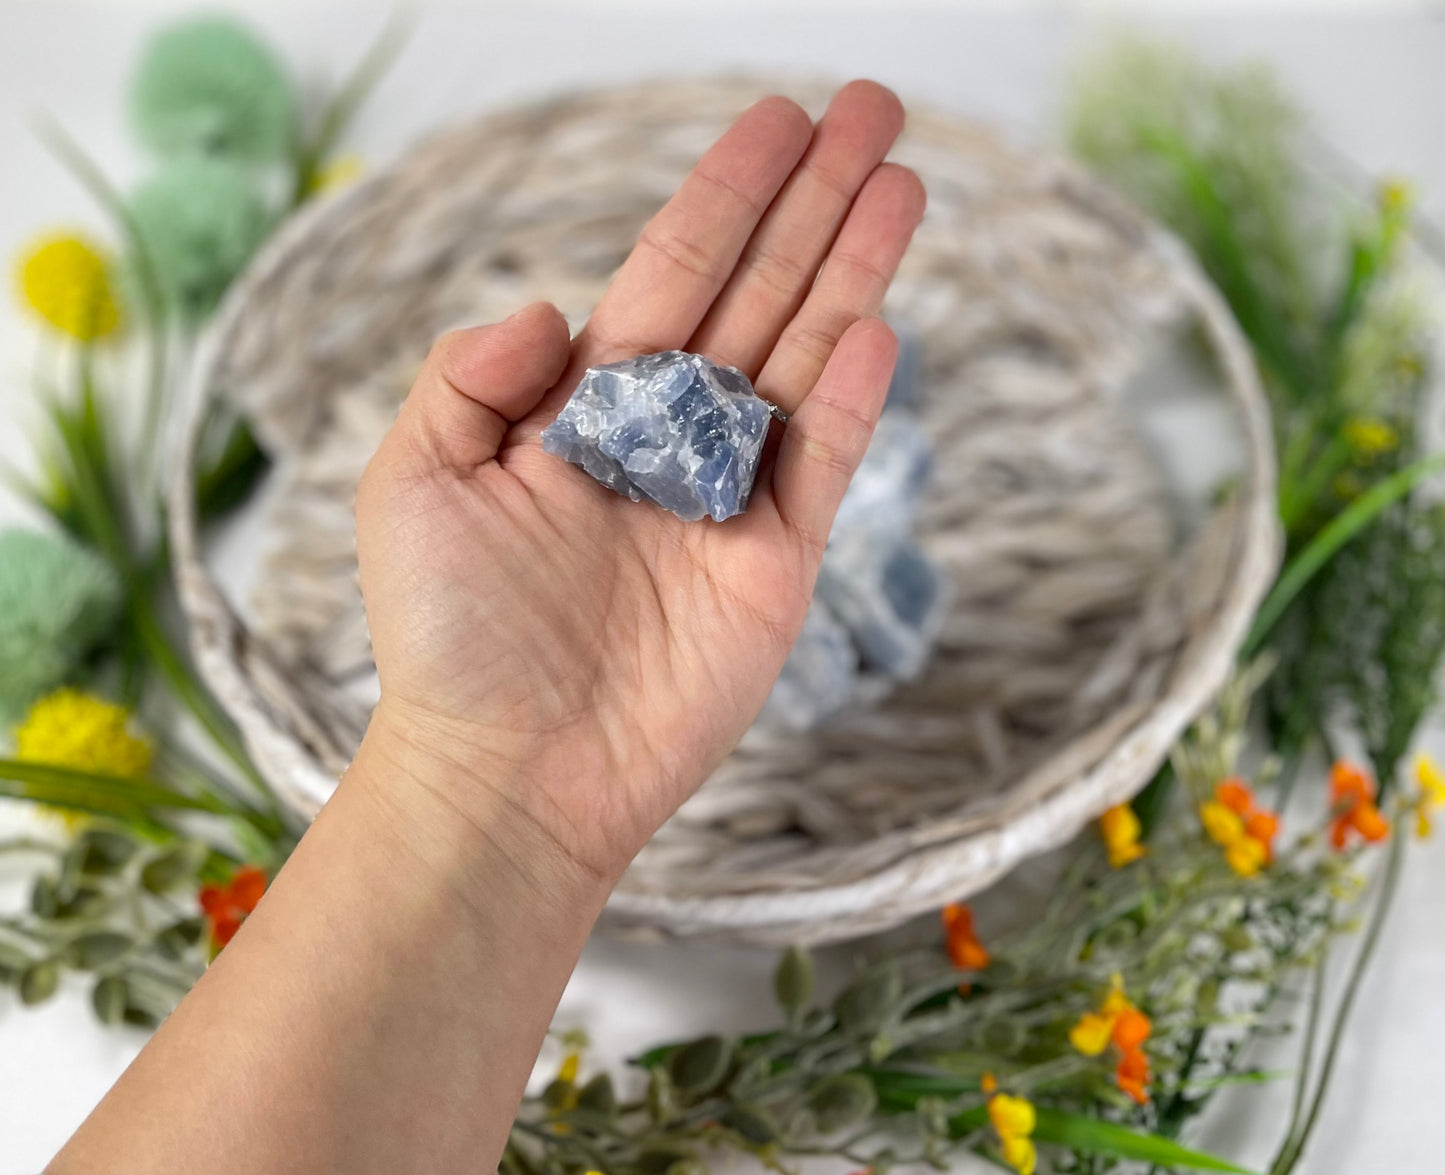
19 960 61 1006
667 1035 733 1096
141 842 206 894
0 757 225 819
30 875 60 919
154 916 205 960
92 975 128 1025
65 930 132 970
774 945 815 1023
70 828 139 877
576 1072 616 1115
807 1072 879 1133
1033 1108 1259 1174
834 959 903 1037
719 1105 778 1146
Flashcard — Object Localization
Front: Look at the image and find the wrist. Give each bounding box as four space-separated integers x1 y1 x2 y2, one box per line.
341 702 619 921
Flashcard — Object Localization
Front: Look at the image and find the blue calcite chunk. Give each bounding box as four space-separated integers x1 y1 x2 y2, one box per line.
884 328 923 408
831 411 932 537
760 395 950 731
761 601 859 731
541 351 771 522
817 529 949 681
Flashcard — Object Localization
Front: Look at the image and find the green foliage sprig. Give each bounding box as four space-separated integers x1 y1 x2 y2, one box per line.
509 672 1380 1175
1071 39 1445 779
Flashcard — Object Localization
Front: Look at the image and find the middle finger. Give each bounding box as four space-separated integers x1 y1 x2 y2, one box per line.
688 80 905 380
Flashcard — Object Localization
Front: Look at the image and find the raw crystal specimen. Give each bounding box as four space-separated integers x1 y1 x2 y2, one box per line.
817 528 950 681
759 391 951 731
762 601 858 731
831 411 932 537
541 350 771 522
884 328 923 408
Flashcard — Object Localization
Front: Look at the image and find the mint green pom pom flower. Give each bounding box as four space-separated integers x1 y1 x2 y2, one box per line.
129 157 270 314
0 528 122 721
130 16 296 163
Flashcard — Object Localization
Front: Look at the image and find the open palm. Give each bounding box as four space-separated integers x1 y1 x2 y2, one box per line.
355 82 924 879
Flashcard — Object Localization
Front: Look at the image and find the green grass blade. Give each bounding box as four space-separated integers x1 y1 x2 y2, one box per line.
1244 448 1445 654
293 9 414 200
1034 1108 1259 1174
0 758 226 816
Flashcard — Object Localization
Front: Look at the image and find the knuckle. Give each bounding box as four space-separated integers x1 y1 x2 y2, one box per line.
804 157 858 204
638 221 724 281
744 240 814 298
830 248 892 289
797 432 855 478
786 311 858 367
693 165 768 218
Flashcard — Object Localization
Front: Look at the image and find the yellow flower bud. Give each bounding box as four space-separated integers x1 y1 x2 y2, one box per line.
1342 417 1399 458
1199 801 1245 847
1099 803 1146 868
1225 835 1268 877
1069 1010 1115 1057
1001 1135 1037 1175
987 1092 1036 1139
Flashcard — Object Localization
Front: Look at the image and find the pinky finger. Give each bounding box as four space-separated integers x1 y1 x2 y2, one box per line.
769 317 898 557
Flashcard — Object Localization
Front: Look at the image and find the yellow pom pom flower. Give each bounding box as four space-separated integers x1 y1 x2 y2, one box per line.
13 688 152 779
16 233 121 341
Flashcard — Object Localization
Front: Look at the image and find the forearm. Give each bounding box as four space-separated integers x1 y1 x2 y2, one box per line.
49 718 611 1175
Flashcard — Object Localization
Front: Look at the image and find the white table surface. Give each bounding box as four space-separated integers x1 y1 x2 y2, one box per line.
3 3 1445 1172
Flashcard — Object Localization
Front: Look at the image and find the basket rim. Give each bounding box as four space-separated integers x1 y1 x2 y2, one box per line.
168 76 1280 945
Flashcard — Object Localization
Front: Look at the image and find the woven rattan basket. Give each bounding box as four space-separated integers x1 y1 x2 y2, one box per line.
170 77 1278 946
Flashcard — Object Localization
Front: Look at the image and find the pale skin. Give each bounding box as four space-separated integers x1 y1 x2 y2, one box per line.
49 81 924 1174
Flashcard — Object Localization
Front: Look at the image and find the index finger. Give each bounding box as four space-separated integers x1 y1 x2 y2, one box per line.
562 96 813 375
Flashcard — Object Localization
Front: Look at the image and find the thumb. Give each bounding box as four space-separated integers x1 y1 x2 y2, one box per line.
393 301 572 469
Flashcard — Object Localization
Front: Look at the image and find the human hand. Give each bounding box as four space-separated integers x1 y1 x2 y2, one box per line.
354 82 924 882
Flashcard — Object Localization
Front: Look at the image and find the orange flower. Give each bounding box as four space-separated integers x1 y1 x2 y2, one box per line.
1214 778 1253 814
1111 1006 1151 1052
1329 761 1391 850
942 903 990 972
1199 778 1278 875
1070 974 1152 1104
1115 1046 1150 1105
198 865 267 951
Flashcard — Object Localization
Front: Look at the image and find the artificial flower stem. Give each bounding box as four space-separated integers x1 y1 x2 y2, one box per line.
1277 431 1351 538
33 114 171 475
1273 952 1326 1171
1268 829 1406 1174
289 11 412 203
1243 448 1445 656
1142 126 1310 402
129 591 274 804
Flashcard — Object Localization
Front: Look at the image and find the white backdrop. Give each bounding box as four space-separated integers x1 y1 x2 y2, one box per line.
2 3 1445 1172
